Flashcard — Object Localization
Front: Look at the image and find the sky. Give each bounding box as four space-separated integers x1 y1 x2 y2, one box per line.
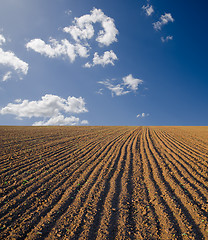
0 0 207 126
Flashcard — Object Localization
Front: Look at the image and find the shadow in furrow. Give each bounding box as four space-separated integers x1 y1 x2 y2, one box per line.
28 131 130 240
150 130 208 218
142 139 183 239
159 130 208 177
145 130 204 239
86 131 137 240
138 133 162 237
155 130 208 191
126 134 137 239
76 144 124 239
107 137 133 239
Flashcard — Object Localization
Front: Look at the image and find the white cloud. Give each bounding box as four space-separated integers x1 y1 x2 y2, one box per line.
63 8 118 46
14 98 22 103
2 71 12 82
0 94 88 118
153 13 174 31
108 84 129 96
26 38 89 62
0 34 28 75
161 35 173 42
99 74 143 97
0 94 88 126
84 62 92 68
137 113 150 118
26 9 119 68
33 114 88 126
142 4 154 16
81 120 89 125
99 80 129 96
75 43 89 58
0 34 6 45
84 50 118 68
0 49 29 75
122 74 143 91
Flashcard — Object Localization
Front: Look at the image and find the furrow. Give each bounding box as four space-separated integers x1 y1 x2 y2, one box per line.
0 136 101 216
0 129 129 239
20 128 134 240
161 127 208 154
145 128 205 239
141 128 183 240
0 128 123 205
45 128 137 240
151 128 208 207
0 128 113 176
160 129 208 168
114 129 139 240
154 129 208 191
132 129 161 240
95 129 138 240
1 126 207 240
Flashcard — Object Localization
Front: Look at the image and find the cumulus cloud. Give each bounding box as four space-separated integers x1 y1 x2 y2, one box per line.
0 94 88 126
161 35 173 42
2 71 12 82
123 74 143 91
0 94 88 120
33 114 88 126
26 9 118 68
142 4 154 16
0 49 29 75
84 50 118 68
137 113 150 118
153 13 174 31
0 34 28 75
63 8 118 46
26 38 89 62
99 74 143 97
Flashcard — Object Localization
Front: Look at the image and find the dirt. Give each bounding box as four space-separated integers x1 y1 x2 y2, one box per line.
0 126 207 240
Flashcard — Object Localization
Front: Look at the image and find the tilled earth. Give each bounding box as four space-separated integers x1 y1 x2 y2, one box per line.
0 126 208 240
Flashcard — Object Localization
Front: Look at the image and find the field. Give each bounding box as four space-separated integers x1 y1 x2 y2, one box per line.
0 126 208 240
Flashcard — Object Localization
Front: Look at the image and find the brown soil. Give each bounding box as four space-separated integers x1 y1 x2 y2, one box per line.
0 126 207 240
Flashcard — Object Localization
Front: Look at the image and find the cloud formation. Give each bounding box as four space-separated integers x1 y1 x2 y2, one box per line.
137 113 150 118
0 94 88 126
33 114 88 126
26 38 89 62
161 35 173 42
123 74 143 91
99 74 143 97
98 80 129 96
0 34 28 75
2 71 12 82
84 50 118 68
153 13 174 31
26 8 118 67
63 8 118 46
142 4 154 16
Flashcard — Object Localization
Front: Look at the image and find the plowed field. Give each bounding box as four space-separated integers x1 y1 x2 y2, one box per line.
0 126 208 240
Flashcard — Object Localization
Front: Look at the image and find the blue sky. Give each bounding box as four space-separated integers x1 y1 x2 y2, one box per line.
0 0 207 126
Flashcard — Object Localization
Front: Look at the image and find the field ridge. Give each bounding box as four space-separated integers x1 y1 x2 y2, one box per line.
0 126 207 239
